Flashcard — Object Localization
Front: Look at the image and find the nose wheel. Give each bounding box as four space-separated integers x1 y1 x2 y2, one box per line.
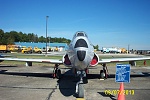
77 83 84 98
75 70 86 98
76 80 84 98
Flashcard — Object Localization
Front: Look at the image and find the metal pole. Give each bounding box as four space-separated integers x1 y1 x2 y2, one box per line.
49 37 50 47
128 44 130 54
45 16 49 57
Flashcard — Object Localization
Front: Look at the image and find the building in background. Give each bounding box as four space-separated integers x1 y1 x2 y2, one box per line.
15 42 68 51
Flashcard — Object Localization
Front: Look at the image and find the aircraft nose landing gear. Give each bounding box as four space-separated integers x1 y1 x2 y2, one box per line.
75 70 86 98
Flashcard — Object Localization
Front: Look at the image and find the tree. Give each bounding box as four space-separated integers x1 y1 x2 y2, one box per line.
0 29 5 44
38 36 46 42
0 29 71 44
93 45 99 51
10 31 21 42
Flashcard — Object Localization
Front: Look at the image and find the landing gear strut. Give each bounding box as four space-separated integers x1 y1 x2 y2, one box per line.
75 70 86 98
100 64 109 79
53 64 62 79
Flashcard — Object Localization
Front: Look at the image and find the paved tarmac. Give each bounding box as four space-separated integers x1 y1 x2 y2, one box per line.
0 64 150 100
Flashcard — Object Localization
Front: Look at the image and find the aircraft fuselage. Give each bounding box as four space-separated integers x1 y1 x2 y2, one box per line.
66 31 96 70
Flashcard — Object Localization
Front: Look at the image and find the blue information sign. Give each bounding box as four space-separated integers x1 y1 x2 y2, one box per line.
115 64 130 83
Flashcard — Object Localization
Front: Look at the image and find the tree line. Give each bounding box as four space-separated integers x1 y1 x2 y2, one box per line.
0 29 100 50
0 29 71 45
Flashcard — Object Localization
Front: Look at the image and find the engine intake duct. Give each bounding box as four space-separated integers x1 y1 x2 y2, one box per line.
77 50 86 61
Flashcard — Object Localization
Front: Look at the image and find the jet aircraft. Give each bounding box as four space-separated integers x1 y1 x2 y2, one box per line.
0 31 150 98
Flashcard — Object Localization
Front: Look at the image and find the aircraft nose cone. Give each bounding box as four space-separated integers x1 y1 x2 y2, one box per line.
77 50 86 61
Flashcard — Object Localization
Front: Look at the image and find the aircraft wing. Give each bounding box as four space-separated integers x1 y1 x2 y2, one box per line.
0 58 63 64
98 57 150 64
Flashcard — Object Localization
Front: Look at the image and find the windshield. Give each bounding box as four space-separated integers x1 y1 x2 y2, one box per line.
74 39 88 48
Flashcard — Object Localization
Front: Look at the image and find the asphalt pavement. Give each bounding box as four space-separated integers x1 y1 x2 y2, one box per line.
0 64 150 100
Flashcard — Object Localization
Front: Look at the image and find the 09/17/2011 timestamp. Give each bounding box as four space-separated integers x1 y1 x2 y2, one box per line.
105 90 134 95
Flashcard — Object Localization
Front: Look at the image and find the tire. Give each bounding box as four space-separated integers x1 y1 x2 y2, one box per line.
38 51 42 54
100 70 105 79
56 69 62 79
78 84 84 98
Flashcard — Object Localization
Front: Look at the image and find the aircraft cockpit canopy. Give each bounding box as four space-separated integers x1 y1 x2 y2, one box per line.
73 31 88 39
74 39 88 48
77 32 84 36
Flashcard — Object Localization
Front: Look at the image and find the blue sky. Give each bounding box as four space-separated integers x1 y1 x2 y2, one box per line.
0 0 150 50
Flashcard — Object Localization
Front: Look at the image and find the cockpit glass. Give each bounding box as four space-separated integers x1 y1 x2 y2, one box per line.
77 33 84 36
74 39 88 48
85 33 88 37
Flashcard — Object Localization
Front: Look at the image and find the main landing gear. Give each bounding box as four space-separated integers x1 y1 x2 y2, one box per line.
75 70 86 98
100 63 109 79
53 64 62 79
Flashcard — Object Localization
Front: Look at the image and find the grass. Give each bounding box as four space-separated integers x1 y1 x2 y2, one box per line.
105 61 150 67
1 53 150 67
1 53 62 66
99 55 150 67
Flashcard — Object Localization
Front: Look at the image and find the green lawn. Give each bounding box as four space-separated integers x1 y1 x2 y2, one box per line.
1 53 150 67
